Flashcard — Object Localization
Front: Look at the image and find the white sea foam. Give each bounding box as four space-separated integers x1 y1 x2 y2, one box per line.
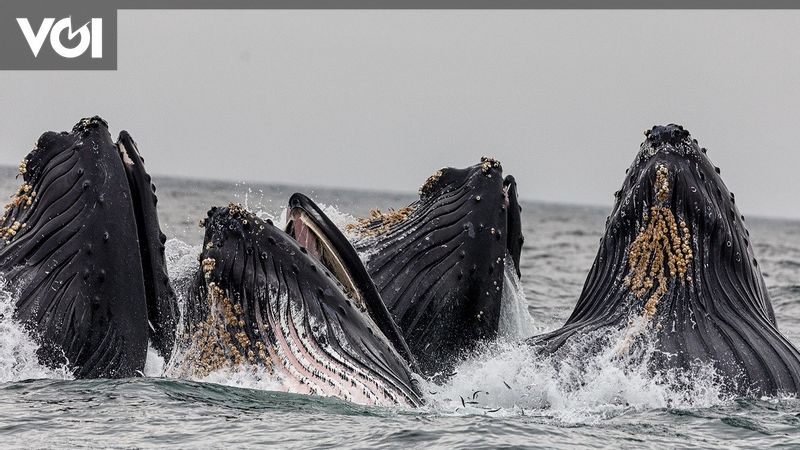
424 322 728 423
144 344 166 377
416 246 727 422
164 238 203 282
153 239 202 377
317 203 357 232
0 277 72 382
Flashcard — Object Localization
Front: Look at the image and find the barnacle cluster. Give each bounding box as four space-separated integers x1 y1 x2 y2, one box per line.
418 169 443 197
201 257 216 277
623 164 693 319
0 220 25 243
0 179 35 243
182 281 272 377
4 182 36 211
480 156 500 174
345 206 416 237
227 202 248 218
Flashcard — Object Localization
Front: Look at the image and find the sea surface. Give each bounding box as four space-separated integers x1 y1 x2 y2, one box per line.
1 166 800 449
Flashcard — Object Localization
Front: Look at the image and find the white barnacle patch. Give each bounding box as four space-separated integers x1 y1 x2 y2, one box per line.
346 206 416 238
480 156 501 174
418 169 444 196
201 258 216 279
0 220 24 243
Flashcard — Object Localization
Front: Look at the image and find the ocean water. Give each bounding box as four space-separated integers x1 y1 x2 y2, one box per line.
1 167 800 448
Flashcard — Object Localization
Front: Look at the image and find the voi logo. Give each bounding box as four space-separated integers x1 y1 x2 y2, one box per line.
16 17 103 59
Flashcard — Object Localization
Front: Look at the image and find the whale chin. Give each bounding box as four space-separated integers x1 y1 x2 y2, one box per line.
0 117 177 378
530 124 800 396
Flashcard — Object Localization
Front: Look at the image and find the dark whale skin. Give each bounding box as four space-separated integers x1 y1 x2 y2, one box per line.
117 132 178 360
180 204 424 406
531 125 800 397
0 117 176 378
348 158 524 379
286 192 418 371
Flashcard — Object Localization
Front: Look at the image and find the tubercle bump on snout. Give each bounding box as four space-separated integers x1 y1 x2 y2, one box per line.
201 204 280 262
480 156 501 174
419 157 503 198
202 203 262 231
644 124 691 147
72 116 109 135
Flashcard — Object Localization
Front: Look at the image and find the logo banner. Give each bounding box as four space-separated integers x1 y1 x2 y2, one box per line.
0 1 115 70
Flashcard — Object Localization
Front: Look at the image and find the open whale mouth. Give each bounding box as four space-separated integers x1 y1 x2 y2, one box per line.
284 193 417 369
286 201 362 306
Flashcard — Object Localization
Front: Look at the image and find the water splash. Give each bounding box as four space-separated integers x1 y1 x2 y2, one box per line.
426 324 730 424
144 344 166 377
498 254 537 340
155 239 203 377
0 277 72 382
317 203 357 232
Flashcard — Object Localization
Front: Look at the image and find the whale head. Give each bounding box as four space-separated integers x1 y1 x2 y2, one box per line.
348 157 524 378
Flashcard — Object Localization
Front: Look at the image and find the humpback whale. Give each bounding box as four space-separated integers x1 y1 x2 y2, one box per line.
176 202 423 407
0 117 177 378
348 158 524 378
531 125 800 396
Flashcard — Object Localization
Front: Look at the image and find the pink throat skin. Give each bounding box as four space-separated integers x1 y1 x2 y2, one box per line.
289 209 321 260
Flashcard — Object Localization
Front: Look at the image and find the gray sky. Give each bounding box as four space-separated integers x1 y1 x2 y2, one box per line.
1 11 799 218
